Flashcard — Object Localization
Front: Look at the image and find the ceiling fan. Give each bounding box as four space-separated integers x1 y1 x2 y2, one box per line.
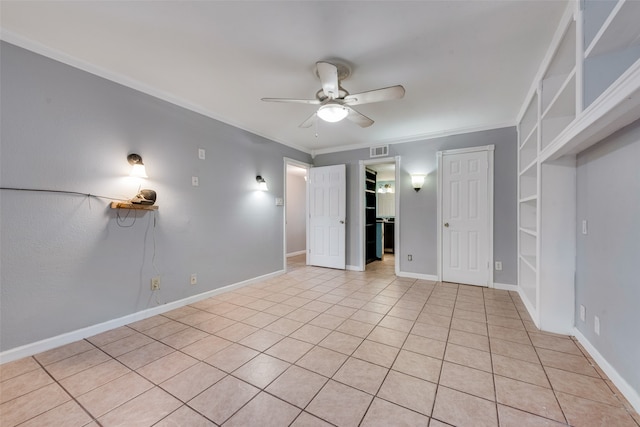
261 61 405 128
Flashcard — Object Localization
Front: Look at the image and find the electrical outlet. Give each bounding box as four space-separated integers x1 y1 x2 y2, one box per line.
580 305 586 322
192 176 199 186
198 148 206 160
151 277 160 290
594 315 600 335
408 254 413 261
495 261 502 271
190 274 197 285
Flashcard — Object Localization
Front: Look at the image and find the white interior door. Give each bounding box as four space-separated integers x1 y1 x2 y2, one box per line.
309 164 346 269
442 150 489 286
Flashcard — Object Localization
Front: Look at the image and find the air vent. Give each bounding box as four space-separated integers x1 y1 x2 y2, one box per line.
370 145 389 158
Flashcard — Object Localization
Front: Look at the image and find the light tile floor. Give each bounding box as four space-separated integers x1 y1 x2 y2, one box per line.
1 255 639 426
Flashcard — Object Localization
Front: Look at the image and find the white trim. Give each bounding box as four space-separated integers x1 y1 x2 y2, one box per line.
397 271 438 282
359 156 401 275
283 158 311 270
346 265 362 272
493 282 518 292
286 250 306 258
0 32 516 158
573 328 640 413
0 270 284 365
311 123 513 157
518 286 541 328
437 145 495 287
516 3 576 124
0 31 312 155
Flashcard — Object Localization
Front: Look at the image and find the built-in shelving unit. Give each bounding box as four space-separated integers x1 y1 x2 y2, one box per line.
365 169 377 264
583 0 640 108
516 0 640 333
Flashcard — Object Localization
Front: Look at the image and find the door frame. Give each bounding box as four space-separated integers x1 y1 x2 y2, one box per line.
437 145 494 286
359 156 401 275
283 157 312 271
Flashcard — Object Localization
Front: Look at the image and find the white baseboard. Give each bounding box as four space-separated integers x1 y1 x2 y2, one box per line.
493 282 518 291
346 264 363 272
286 250 306 258
397 271 438 281
0 269 285 365
573 327 640 413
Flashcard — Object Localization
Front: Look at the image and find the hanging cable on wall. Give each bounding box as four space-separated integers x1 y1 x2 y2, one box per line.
0 187 142 228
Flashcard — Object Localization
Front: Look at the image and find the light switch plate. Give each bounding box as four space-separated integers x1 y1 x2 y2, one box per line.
198 148 206 160
275 198 284 206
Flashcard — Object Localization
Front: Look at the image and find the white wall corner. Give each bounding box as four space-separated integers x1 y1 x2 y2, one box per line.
517 285 541 328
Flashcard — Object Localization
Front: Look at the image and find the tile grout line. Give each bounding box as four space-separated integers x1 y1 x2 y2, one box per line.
31 343 106 427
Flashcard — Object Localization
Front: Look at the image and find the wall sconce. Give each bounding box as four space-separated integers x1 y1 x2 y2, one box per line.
378 184 394 194
127 153 148 178
256 175 268 191
411 175 426 192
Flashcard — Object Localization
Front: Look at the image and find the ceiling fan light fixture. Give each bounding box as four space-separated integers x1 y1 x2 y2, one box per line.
317 103 349 123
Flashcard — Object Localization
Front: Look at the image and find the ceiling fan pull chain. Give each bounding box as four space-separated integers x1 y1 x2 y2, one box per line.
315 114 319 138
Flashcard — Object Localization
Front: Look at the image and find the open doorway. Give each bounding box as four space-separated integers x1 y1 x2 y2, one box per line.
284 159 310 271
360 157 399 274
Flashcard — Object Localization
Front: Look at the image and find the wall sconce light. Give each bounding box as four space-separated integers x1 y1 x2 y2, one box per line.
411 175 426 192
256 175 268 191
127 153 148 178
378 184 394 194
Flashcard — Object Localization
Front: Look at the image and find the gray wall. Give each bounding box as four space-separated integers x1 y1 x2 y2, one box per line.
314 127 517 283
286 172 306 254
575 119 640 395
0 42 311 351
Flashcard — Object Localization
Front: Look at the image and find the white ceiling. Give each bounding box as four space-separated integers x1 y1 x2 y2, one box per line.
0 1 568 155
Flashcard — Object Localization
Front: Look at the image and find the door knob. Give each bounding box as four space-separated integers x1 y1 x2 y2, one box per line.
444 222 449 228
340 220 345 224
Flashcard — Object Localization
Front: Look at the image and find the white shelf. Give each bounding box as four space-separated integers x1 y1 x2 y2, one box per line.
541 73 576 150
519 195 537 204
519 93 539 140
541 69 577 119
519 127 538 171
519 254 537 272
519 159 537 177
585 0 640 59
519 226 538 237
541 58 640 162
519 166 538 200
520 124 538 150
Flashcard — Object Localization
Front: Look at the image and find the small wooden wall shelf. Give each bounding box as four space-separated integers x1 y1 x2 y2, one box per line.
110 201 158 210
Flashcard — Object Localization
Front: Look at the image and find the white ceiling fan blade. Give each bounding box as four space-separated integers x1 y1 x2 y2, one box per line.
343 85 405 106
316 61 339 99
345 106 374 128
299 112 317 128
261 97 321 105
